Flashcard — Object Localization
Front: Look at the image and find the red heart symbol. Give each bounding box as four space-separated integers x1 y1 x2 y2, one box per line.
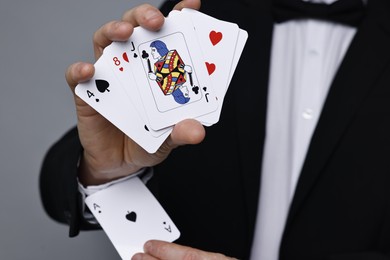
209 31 223 46
119 67 123 71
122 52 129 63
205 62 216 75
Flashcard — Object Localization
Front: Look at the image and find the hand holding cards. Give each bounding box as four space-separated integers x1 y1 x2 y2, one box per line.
75 8 247 154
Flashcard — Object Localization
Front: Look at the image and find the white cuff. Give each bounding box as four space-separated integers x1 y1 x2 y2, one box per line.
77 167 154 223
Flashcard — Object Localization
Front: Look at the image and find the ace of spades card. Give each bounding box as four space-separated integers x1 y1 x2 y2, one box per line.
85 177 180 260
126 14 219 131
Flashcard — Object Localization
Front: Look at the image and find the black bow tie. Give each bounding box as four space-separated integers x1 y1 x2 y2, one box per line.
273 0 366 27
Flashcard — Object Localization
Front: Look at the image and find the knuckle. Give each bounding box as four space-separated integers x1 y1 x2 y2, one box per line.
156 137 176 156
124 4 151 20
152 242 171 257
93 21 113 42
182 249 200 260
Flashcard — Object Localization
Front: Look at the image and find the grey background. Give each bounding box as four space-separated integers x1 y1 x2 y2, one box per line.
0 0 163 259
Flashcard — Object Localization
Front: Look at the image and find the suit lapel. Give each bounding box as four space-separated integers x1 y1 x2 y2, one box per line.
284 0 390 233
231 0 274 250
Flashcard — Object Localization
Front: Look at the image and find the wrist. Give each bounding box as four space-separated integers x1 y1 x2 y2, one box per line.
78 153 142 186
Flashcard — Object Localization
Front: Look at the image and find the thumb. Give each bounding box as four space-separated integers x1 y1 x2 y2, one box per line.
170 119 205 146
160 119 205 153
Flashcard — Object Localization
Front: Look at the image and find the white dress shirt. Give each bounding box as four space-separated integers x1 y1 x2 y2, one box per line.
250 1 357 259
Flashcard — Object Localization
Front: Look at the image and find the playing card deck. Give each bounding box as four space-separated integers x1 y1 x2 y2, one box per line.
75 8 248 153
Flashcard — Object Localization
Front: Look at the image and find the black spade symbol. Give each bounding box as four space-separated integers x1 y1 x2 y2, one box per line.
126 211 137 222
134 53 138 58
95 79 110 93
203 87 207 92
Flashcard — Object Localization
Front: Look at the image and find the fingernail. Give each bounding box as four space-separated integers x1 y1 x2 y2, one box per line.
131 253 142 260
114 21 126 30
144 9 160 20
75 62 86 76
144 240 152 252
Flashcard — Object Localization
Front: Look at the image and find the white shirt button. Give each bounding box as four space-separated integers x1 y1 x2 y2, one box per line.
302 108 314 119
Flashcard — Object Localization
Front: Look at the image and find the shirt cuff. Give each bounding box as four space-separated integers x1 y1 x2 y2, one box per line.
77 167 154 224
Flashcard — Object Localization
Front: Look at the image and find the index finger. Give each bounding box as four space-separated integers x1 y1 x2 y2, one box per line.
172 0 201 11
121 4 165 31
143 240 235 260
92 4 164 59
93 20 134 59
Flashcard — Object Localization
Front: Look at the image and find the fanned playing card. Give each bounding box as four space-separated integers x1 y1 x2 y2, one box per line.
124 13 219 131
85 177 180 260
101 44 173 138
75 8 247 152
75 57 170 153
179 8 247 126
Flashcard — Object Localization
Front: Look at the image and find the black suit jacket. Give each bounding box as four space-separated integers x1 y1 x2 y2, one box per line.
40 0 390 259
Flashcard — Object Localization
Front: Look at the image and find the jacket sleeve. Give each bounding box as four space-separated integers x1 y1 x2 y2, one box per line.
39 127 100 237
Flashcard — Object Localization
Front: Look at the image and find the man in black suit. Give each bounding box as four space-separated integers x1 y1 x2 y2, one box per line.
40 0 390 259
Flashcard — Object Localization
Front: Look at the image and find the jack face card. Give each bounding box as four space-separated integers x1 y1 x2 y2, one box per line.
102 44 174 138
126 14 219 131
139 32 203 112
85 177 180 260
